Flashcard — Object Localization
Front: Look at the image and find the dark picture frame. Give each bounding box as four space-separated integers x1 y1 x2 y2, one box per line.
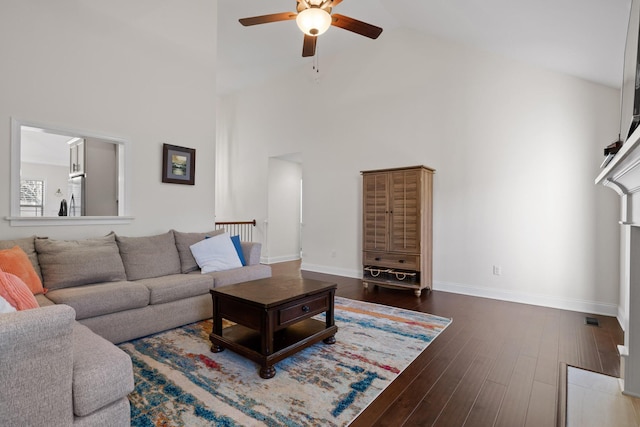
162 143 195 185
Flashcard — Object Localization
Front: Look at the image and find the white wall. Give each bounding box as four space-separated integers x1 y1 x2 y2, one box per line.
0 0 217 239
266 157 301 263
217 28 621 315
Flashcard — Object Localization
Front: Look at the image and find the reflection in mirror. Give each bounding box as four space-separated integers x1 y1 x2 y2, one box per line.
10 118 130 223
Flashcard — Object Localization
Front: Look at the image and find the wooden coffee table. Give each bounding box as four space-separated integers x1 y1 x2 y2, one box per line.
209 277 338 379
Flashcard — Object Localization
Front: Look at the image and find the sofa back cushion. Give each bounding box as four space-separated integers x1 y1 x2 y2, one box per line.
35 233 127 290
116 231 181 280
0 236 42 280
173 229 225 273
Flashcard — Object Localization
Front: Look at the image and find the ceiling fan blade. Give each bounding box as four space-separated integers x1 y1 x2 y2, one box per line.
302 34 317 57
331 14 383 39
239 12 297 26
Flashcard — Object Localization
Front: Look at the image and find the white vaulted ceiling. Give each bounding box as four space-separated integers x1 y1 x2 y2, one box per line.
217 0 632 94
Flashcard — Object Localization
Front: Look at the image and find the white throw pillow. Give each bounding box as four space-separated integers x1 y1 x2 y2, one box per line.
0 294 17 314
189 232 243 274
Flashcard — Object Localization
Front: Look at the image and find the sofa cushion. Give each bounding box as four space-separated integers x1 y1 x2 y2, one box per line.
0 245 45 294
190 232 243 274
0 236 42 280
137 274 214 305
116 231 181 280
35 233 127 290
173 229 225 273
35 293 55 307
46 281 149 320
0 269 39 310
203 264 272 288
72 323 134 417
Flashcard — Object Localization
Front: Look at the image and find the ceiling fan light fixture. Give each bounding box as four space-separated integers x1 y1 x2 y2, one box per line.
296 7 331 36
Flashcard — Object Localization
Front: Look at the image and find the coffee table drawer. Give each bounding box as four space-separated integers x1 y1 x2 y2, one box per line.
279 294 329 326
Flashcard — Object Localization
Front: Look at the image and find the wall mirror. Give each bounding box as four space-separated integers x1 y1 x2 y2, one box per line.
8 118 132 226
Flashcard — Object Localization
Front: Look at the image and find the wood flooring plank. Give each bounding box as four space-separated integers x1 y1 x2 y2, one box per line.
432 355 494 427
366 327 474 427
350 322 464 426
535 356 559 387
598 349 621 378
558 315 580 368
486 342 520 386
520 312 545 358
404 338 485 426
524 380 556 427
463 380 506 427
494 354 537 427
577 326 602 372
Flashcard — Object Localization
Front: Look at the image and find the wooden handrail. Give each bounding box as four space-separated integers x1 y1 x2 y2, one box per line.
214 219 256 241
214 220 256 226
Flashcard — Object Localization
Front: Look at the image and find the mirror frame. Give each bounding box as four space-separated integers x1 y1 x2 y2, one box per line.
8 117 133 226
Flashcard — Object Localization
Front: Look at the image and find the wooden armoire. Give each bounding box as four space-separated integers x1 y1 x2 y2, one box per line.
361 165 434 296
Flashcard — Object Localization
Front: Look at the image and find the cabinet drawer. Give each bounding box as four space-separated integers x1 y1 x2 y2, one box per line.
364 252 419 270
278 294 329 326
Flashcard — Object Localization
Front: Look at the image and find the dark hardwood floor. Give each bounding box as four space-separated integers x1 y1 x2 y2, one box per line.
270 260 624 427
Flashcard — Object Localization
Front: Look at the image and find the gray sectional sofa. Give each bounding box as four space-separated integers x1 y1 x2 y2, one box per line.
0 229 271 427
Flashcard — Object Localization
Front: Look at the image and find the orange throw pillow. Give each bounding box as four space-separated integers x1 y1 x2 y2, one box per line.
0 268 39 310
0 246 45 294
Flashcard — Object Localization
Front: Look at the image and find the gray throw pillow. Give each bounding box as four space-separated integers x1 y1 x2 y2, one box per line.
173 229 225 273
35 233 127 290
116 231 181 280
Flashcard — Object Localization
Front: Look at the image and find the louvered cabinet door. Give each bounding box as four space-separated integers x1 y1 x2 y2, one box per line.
363 172 388 251
389 169 421 253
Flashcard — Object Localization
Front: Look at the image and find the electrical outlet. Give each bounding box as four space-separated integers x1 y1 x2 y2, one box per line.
493 265 502 276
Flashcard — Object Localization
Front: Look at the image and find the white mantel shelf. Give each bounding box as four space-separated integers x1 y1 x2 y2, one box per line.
596 127 640 225
596 126 640 398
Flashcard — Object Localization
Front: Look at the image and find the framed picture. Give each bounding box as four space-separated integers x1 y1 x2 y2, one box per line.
162 143 195 185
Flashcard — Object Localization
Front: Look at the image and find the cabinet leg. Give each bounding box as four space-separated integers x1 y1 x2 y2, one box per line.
363 282 368 289
414 289 422 297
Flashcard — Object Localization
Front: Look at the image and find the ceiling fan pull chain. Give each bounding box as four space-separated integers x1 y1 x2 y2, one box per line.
313 48 321 83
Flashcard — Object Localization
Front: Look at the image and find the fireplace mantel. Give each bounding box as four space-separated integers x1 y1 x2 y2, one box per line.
596 127 640 398
596 127 640 225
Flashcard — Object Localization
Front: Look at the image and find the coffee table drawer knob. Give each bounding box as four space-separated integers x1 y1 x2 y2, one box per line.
302 305 310 312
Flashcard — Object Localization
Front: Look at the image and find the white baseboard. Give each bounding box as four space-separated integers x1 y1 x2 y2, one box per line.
297 263 620 317
618 306 628 332
434 280 619 317
300 262 361 279
262 254 301 264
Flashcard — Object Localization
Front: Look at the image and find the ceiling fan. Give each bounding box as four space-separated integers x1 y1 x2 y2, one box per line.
239 0 383 57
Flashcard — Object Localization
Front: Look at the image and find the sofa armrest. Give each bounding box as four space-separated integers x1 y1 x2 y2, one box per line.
0 305 76 426
240 242 263 265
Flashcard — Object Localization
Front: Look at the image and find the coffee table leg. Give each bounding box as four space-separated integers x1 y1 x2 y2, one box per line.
324 289 337 345
210 294 225 353
260 365 276 379
323 335 336 344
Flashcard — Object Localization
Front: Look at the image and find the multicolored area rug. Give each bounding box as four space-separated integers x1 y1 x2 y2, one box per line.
119 297 452 427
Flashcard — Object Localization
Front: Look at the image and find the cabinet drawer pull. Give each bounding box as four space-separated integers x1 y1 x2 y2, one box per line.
302 305 310 313
375 257 381 261
399 259 405 263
